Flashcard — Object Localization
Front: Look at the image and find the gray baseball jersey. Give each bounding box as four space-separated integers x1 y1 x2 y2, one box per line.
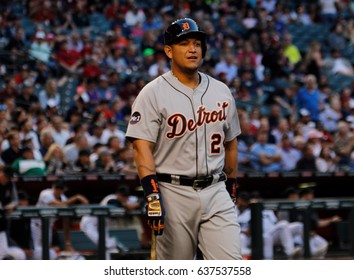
126 71 241 177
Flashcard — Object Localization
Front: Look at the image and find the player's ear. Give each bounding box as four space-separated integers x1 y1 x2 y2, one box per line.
164 45 173 59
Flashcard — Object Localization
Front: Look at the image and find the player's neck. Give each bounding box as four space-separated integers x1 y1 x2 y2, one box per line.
171 69 200 90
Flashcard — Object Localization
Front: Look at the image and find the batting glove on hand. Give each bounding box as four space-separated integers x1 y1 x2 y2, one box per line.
146 193 165 235
226 178 237 204
141 175 165 236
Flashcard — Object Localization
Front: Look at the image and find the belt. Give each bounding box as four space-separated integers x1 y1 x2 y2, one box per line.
157 172 226 191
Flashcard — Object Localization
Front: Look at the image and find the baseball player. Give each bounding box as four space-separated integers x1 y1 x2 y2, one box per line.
31 180 89 259
80 185 141 259
126 18 242 260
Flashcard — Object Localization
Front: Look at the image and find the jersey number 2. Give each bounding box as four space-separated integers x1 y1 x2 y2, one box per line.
211 133 222 154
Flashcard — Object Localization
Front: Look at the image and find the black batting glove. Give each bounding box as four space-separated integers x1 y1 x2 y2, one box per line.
226 178 237 204
141 175 165 236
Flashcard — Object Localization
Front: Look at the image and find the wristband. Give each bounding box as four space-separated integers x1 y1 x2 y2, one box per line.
141 174 160 197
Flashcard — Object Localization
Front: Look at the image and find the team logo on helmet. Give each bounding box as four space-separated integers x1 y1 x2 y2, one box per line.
130 111 141 125
182 22 190 31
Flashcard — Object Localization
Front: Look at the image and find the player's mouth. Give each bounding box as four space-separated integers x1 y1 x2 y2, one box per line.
187 56 198 60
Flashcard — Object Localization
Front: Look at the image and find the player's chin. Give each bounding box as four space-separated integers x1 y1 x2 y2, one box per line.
185 59 202 69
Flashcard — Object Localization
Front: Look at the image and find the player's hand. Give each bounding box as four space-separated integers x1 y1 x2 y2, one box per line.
226 178 237 204
146 193 165 236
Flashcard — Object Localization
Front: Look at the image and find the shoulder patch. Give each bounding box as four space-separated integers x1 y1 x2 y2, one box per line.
130 111 141 125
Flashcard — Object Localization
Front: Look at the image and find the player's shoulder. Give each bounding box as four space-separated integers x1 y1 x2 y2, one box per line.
39 188 52 196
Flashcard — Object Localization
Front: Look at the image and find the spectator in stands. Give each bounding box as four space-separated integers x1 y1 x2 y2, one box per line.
271 118 294 145
0 104 11 144
116 145 138 178
96 74 115 101
101 118 125 146
33 60 51 86
296 108 316 141
29 30 52 64
261 0 277 14
148 53 169 79
124 2 146 28
14 64 31 86
70 148 94 173
0 165 26 260
297 74 321 123
94 149 117 173
38 78 60 110
84 77 101 107
107 136 122 162
304 41 325 82
31 180 89 259
110 97 127 123
250 129 282 172
319 94 342 133
71 0 90 29
327 22 347 53
279 133 302 171
88 121 106 147
324 48 354 76
39 129 54 157
55 39 83 77
283 32 302 67
65 94 91 124
15 79 40 113
82 55 102 80
214 52 238 84
237 112 255 171
261 34 284 79
333 121 354 170
268 104 282 131
0 76 18 99
340 87 354 119
258 116 276 144
11 146 46 176
319 0 339 27
45 115 69 148
343 17 354 45
21 137 42 161
63 133 89 166
18 118 40 151
1 129 21 166
44 143 68 175
237 40 258 70
105 46 128 74
5 27 27 67
306 129 325 157
294 3 313 25
316 146 338 172
295 143 317 171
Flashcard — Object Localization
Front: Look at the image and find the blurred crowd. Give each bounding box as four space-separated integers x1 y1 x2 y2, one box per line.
0 0 354 177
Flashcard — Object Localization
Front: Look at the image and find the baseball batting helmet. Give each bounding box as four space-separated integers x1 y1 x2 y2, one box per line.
164 18 207 57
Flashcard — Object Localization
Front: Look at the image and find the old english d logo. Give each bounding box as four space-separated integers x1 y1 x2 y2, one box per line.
182 22 190 31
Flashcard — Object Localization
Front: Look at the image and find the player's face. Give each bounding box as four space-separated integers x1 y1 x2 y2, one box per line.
165 37 203 73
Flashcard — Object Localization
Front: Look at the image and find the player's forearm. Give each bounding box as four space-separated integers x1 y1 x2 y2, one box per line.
132 139 157 179
224 138 238 179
